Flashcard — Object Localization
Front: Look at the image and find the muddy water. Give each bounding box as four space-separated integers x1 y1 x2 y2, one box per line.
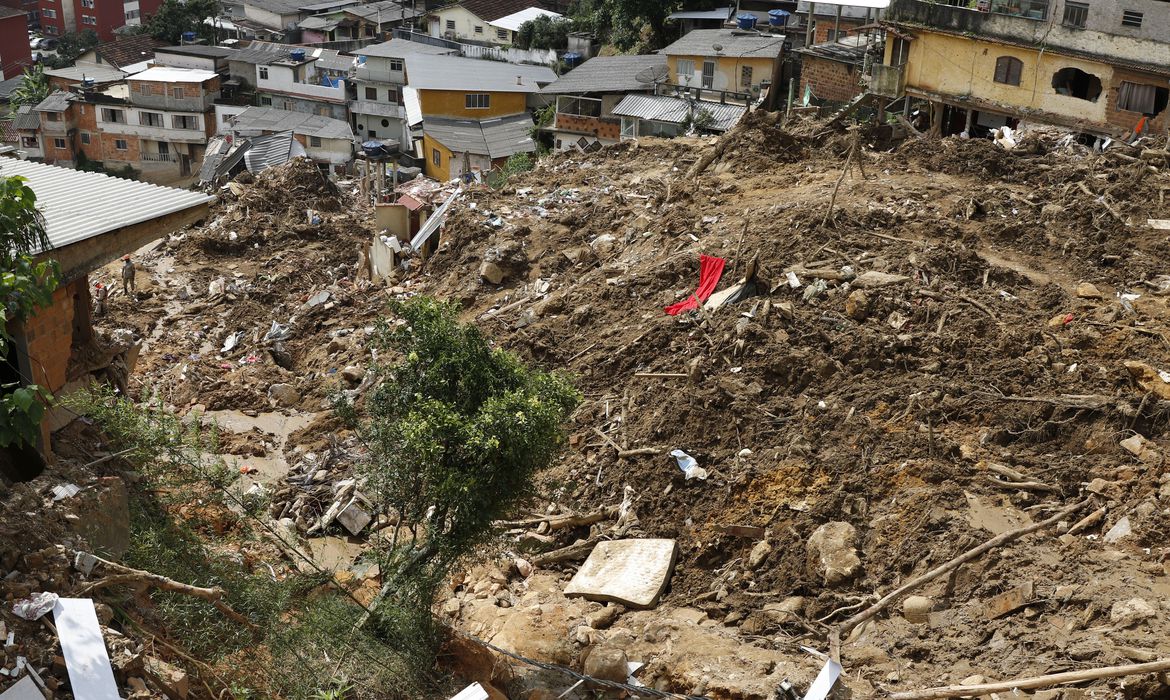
196 408 316 485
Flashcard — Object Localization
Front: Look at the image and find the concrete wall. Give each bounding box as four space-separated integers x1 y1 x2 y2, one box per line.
893 29 1168 134
258 91 349 120
800 55 864 103
429 5 508 45
418 88 526 119
667 55 776 92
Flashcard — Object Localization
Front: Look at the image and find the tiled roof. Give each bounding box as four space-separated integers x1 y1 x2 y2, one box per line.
441 0 548 23
95 35 167 69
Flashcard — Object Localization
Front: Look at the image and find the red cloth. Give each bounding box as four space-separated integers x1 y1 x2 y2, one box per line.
664 254 726 315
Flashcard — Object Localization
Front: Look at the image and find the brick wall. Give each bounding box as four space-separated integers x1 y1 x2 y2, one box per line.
800 55 864 104
42 132 75 163
100 131 140 162
20 278 82 394
553 114 621 141
75 101 105 160
812 17 865 44
1103 67 1168 136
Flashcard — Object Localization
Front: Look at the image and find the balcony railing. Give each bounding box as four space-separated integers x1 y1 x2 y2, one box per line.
140 152 178 163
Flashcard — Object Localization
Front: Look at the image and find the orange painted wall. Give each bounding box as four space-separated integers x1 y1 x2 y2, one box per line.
418 89 526 119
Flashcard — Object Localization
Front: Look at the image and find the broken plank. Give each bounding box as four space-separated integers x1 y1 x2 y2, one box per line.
984 580 1035 619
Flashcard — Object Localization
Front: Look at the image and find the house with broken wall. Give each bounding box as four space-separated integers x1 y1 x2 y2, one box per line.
226 105 356 175
539 54 669 152
0 159 211 470
876 0 1170 137
797 33 881 105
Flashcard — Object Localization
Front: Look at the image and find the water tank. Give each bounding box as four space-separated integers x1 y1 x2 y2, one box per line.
562 51 582 67
768 9 790 26
81 77 95 88
181 31 196 42
736 13 757 30
290 48 306 61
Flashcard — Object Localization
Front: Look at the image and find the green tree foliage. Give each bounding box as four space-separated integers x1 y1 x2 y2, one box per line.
346 296 579 640
0 177 60 448
9 65 50 109
42 30 99 68
514 14 571 50
145 0 222 44
569 0 720 51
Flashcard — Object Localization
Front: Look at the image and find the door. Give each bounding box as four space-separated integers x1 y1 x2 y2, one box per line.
180 153 191 176
701 60 715 89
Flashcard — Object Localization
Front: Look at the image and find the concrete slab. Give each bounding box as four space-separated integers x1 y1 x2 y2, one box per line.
563 539 678 609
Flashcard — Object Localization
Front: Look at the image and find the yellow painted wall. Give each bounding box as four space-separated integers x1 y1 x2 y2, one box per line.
430 6 508 45
666 55 775 92
422 132 453 181
418 89 527 119
890 31 1112 125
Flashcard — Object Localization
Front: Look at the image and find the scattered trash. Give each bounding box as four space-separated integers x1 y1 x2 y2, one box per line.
207 277 227 297
51 483 80 501
803 658 842 700
12 593 58 621
984 580 1035 619
449 682 489 700
0 676 40 700
54 598 121 700
665 255 726 316
306 291 330 308
264 321 293 342
221 332 242 354
670 449 707 480
564 539 679 608
992 126 1017 150
786 271 801 288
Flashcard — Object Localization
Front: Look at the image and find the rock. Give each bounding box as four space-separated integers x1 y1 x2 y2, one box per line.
442 598 461 616
1123 361 1170 400
1110 598 1156 628
582 645 629 684
267 383 300 407
586 605 622 630
562 246 593 265
807 521 862 586
1120 434 1148 456
340 365 365 385
480 261 507 285
1103 516 1132 543
852 271 910 289
144 656 190 699
513 557 533 578
1076 282 1103 299
748 539 773 570
845 290 870 321
589 233 618 256
902 595 932 623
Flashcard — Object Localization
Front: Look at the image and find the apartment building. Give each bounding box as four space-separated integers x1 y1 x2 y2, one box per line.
38 0 160 39
255 47 351 121
878 0 1170 136
0 7 31 80
351 39 455 147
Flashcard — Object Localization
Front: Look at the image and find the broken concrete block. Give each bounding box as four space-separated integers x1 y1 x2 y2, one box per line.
748 539 773 570
586 604 622 630
1123 361 1170 400
1110 598 1156 628
1076 282 1103 299
807 521 861 586
564 539 678 609
144 656 189 700
335 501 372 536
1103 516 1132 544
479 261 507 285
340 365 365 384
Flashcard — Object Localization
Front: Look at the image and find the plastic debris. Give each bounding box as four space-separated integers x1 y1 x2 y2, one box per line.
221 332 242 353
51 483 80 501
264 321 293 342
12 592 59 621
670 449 708 480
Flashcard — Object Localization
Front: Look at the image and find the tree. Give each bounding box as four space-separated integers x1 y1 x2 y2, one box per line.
345 297 579 635
569 0 720 51
0 177 60 449
145 0 222 45
9 65 50 109
514 14 571 50
42 30 99 68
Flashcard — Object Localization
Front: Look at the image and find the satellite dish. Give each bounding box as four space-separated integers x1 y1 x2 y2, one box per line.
635 64 669 85
712 42 724 53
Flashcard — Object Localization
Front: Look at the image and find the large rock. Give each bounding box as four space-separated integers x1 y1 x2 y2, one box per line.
267 383 301 407
582 645 629 684
1110 598 1156 628
480 241 527 285
807 521 862 586
748 539 773 570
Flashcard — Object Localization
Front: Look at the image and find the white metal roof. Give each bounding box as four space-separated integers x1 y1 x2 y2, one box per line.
402 86 422 127
405 55 556 93
611 93 746 132
0 159 213 254
130 66 220 83
489 7 562 31
44 64 127 83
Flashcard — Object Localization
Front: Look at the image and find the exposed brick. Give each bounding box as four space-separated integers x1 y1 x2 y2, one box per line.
801 56 865 104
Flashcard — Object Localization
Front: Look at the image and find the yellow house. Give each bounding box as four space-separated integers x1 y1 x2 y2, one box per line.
661 29 785 95
880 0 1170 137
422 114 535 181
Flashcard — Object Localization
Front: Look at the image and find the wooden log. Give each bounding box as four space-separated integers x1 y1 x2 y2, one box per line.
888 659 1170 700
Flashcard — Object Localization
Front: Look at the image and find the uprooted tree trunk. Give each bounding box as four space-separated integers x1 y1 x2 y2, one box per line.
686 111 789 179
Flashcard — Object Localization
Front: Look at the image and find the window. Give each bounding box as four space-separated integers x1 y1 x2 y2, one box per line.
46 112 59 122
701 60 715 89
389 58 403 72
138 83 151 95
222 113 234 122
171 87 185 99
125 9 139 18
81 14 96 24
81 0 93 7
259 95 273 105
80 132 90 144
497 28 508 39
740 65 753 88
42 9 55 18
157 141 169 154
53 138 65 149
386 85 400 103
365 86 377 100
445 19 454 29
258 66 269 79
474 24 483 33
1062 1 1088 27
1117 81 1168 115
172 115 199 129
1121 9 1142 26
432 147 441 166
1051 66 1101 100
115 139 128 150
310 136 322 147
676 58 694 83
139 111 163 127
101 107 125 123
465 93 490 109
993 56 1023 86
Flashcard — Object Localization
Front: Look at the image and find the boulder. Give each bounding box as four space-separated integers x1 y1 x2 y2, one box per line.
807 521 862 586
582 645 629 684
903 595 932 623
268 383 301 407
748 539 773 570
340 365 365 385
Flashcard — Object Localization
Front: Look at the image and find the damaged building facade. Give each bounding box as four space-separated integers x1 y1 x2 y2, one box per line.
880 0 1170 136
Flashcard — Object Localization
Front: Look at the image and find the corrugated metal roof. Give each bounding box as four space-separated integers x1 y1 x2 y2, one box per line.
667 7 733 20
406 55 556 92
243 130 307 172
540 55 667 95
611 93 746 132
661 29 786 58
231 106 355 140
796 34 870 63
424 114 534 159
131 66 220 83
156 44 238 58
0 159 212 254
344 1 422 22
298 15 341 29
489 7 562 31
355 39 457 58
34 91 77 113
0 75 26 101
44 64 126 83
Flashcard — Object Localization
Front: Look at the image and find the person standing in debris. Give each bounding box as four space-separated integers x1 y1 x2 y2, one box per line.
93 282 108 316
121 255 136 297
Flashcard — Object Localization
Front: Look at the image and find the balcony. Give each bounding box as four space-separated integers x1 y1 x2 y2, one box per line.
140 152 179 163
887 0 1050 35
870 63 906 98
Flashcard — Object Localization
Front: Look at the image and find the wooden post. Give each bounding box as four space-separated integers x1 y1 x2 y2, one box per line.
805 1 815 47
930 100 943 138
963 107 974 135
833 5 841 41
